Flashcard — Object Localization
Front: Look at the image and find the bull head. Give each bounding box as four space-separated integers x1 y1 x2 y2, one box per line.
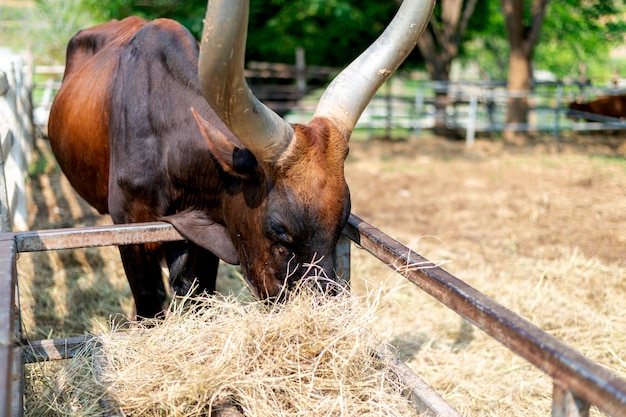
194 0 433 299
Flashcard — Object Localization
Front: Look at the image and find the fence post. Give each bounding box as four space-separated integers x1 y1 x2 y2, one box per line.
0 58 33 232
334 234 351 290
466 95 477 148
414 88 424 135
0 127 11 234
295 47 306 101
0 58 28 417
553 83 562 141
385 78 393 140
0 236 20 417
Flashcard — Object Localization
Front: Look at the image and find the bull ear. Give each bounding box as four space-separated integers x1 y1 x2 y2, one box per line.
191 107 257 179
161 210 239 265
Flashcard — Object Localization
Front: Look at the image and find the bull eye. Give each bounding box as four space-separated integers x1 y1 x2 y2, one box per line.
267 216 293 246
274 224 285 236
273 224 292 245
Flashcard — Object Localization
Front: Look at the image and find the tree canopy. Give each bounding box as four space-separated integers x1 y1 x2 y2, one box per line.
30 0 626 82
536 0 626 80
81 0 402 68
29 0 97 65
462 0 626 81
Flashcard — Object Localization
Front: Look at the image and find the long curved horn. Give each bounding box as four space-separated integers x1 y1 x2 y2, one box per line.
198 0 294 163
314 0 435 137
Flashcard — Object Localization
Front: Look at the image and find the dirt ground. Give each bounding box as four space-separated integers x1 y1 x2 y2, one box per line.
18 132 626 416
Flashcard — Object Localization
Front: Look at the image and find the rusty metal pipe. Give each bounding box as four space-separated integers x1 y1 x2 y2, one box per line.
18 336 93 364
0 237 17 417
13 222 183 253
344 214 626 416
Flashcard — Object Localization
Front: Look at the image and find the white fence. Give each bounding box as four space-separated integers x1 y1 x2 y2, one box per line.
427 80 626 144
287 78 626 145
31 65 63 129
0 57 33 232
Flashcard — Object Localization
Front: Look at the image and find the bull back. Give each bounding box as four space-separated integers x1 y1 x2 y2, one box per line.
48 17 147 214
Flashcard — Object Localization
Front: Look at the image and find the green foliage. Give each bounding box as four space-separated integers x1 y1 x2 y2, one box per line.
535 0 626 80
0 1 97 97
247 0 399 66
13 0 626 82
462 0 626 81
81 0 400 68
29 0 97 65
82 0 207 40
0 0 90 60
460 0 509 79
0 5 29 51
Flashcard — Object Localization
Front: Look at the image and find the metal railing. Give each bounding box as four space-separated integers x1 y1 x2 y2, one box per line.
29 64 626 148
1 216 626 416
413 80 626 145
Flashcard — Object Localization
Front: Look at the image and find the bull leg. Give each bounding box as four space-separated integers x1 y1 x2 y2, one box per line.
164 241 219 297
118 243 166 319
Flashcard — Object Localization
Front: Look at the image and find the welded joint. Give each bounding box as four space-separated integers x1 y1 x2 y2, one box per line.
552 378 591 417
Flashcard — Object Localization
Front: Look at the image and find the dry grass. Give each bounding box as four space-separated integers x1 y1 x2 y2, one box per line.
345 138 626 415
348 246 626 416
24 287 419 417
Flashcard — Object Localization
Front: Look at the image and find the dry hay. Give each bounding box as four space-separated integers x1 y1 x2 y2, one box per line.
350 242 626 416
25 286 420 417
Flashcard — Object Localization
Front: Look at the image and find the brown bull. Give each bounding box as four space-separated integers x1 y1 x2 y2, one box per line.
48 0 434 318
568 94 626 121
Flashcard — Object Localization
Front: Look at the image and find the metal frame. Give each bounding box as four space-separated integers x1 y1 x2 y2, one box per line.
0 236 20 417
343 214 626 416
1 216 626 416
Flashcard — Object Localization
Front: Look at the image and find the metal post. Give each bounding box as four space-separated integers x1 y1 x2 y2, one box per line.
334 233 351 290
553 83 563 142
295 47 306 121
0 236 18 417
466 95 477 148
552 382 590 417
414 88 424 135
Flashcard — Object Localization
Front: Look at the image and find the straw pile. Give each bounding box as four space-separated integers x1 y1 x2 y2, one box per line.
26 286 418 416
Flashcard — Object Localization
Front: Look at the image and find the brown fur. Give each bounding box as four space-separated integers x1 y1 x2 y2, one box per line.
48 17 147 213
568 95 626 121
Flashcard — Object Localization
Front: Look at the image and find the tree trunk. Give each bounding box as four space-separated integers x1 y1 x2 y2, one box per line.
501 0 549 145
417 0 478 138
432 68 453 137
504 47 532 144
